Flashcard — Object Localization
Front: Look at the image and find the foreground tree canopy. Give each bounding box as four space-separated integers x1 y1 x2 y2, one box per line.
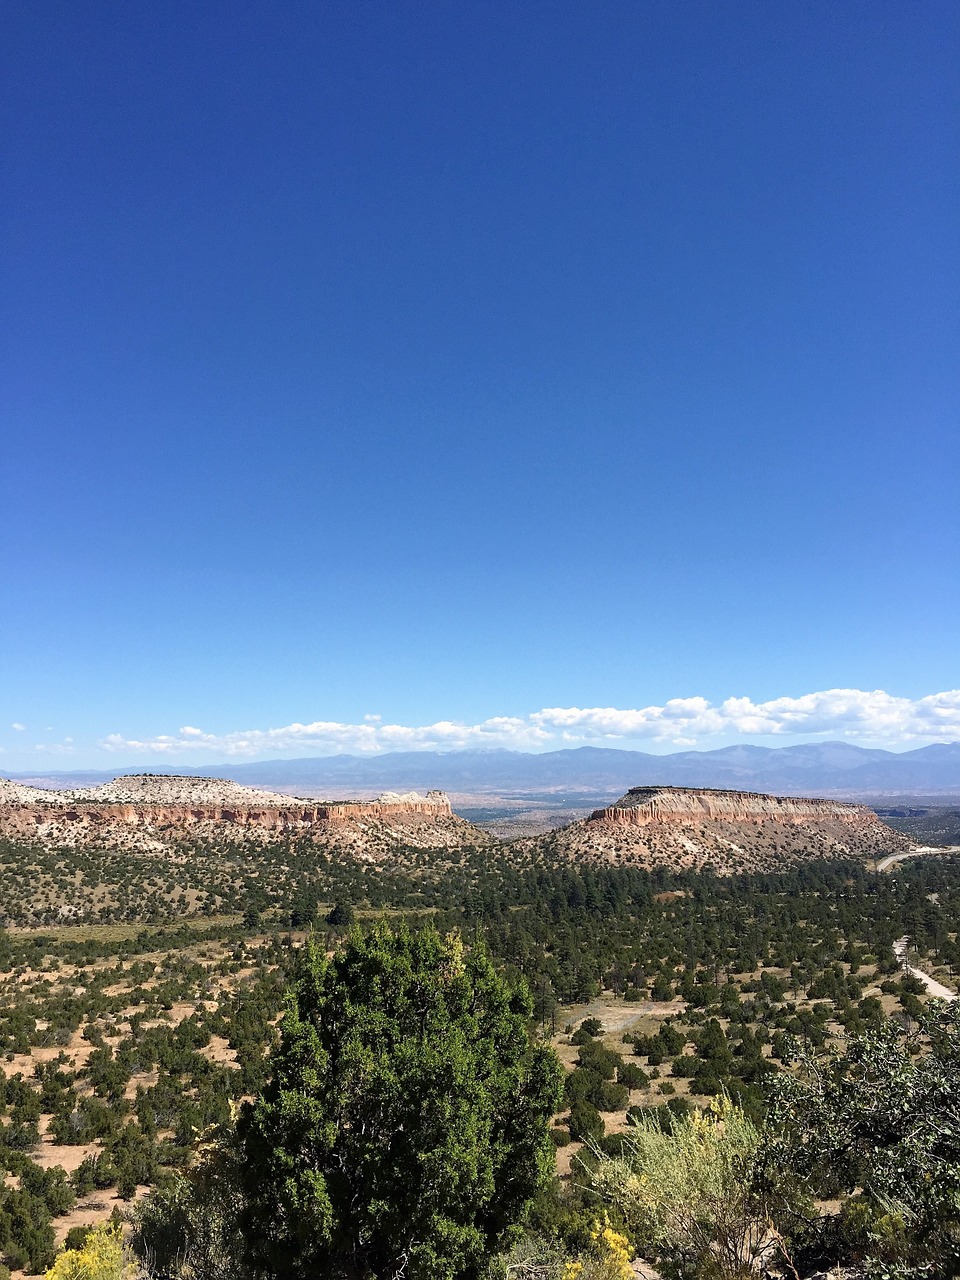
237 924 564 1280
581 1002 960 1280
763 1000 960 1277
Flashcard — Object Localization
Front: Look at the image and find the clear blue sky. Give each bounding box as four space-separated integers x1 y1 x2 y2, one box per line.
3 1 958 769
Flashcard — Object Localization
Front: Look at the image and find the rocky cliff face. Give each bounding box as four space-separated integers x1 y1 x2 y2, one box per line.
0 775 477 852
0 795 452 833
592 786 872 826
533 786 907 873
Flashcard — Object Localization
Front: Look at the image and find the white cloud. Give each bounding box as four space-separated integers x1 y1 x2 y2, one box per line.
10 723 25 732
95 688 960 759
31 740 76 756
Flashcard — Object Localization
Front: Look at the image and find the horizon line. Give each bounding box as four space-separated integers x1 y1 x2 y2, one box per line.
4 736 959 779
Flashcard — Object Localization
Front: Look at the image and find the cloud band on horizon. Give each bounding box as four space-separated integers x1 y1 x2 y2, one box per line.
95 688 960 758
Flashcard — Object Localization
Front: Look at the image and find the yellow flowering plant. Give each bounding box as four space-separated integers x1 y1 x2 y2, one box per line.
44 1222 139 1280
560 1217 633 1280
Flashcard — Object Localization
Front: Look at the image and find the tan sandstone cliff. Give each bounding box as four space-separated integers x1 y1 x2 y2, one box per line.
531 785 907 873
0 775 485 853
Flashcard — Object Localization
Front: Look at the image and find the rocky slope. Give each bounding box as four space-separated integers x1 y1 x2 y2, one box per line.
0 779 66 806
0 774 488 853
525 785 908 872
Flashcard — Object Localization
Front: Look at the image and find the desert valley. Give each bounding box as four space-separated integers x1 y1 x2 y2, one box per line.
0 760 957 1277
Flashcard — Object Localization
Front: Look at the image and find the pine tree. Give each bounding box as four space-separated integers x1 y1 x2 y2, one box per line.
239 924 563 1280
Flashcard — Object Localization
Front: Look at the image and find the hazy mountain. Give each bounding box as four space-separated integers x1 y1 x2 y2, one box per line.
7 740 960 797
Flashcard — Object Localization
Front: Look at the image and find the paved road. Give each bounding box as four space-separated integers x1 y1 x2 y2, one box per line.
894 936 957 1002
877 845 960 872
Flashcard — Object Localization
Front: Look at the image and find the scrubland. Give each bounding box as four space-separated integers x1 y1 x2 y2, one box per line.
0 834 957 1276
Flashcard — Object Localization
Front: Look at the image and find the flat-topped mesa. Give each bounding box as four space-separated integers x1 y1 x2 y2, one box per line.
534 784 908 873
303 791 453 823
591 786 870 827
0 775 465 851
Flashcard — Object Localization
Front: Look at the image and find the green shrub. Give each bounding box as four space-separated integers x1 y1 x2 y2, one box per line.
617 1063 648 1091
764 1002 960 1276
238 926 563 1279
588 1095 773 1278
568 1099 605 1144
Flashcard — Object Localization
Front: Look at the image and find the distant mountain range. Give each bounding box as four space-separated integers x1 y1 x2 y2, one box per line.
8 740 960 798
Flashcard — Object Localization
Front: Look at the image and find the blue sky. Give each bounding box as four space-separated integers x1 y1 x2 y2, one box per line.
3 1 958 770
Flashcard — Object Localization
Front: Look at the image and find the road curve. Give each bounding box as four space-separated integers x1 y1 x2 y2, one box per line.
893 936 957 1002
877 845 960 873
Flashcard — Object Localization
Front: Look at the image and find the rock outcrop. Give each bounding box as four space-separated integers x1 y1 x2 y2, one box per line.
530 785 908 873
0 775 481 853
593 786 874 827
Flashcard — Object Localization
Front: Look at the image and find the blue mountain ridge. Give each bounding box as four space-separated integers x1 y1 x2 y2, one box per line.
8 741 960 797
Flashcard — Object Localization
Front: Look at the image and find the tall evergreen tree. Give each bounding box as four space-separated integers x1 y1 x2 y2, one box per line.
239 924 563 1280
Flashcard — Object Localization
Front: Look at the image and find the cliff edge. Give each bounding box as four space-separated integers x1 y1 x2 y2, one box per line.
0 774 485 853
529 785 907 872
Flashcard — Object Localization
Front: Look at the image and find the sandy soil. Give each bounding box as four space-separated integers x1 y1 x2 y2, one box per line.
894 937 958 1001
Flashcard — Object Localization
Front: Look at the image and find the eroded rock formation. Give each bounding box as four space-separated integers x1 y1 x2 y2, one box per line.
530 785 907 873
0 775 477 852
593 786 872 826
